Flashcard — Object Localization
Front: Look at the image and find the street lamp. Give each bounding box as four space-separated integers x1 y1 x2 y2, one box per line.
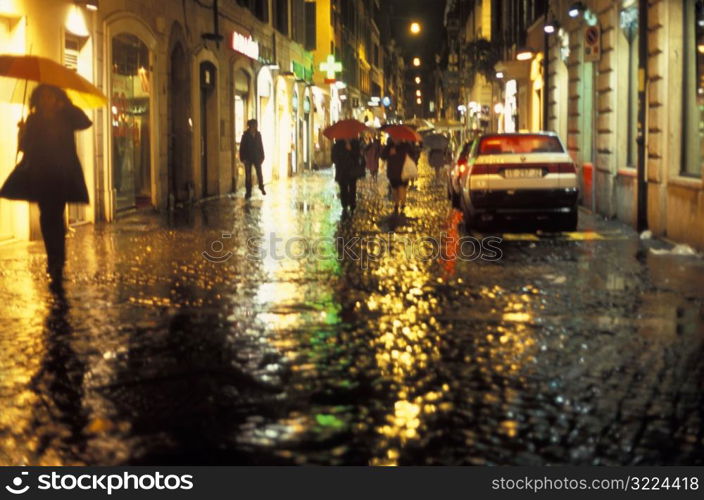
76 0 99 10
544 19 559 34
516 47 534 61
415 76 421 84
568 1 586 18
416 89 422 97
410 22 421 35
412 57 421 67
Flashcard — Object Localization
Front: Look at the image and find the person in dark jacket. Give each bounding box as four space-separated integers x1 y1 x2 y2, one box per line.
0 84 92 287
332 138 363 213
239 119 266 199
381 139 419 214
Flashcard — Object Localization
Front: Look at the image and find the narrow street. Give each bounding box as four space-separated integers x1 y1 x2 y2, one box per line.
1 160 703 466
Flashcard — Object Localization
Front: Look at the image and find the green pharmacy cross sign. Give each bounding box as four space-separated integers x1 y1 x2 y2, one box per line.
320 54 342 83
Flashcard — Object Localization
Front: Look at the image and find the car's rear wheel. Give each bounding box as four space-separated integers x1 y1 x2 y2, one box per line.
450 189 461 209
463 212 475 233
460 196 476 232
556 209 578 232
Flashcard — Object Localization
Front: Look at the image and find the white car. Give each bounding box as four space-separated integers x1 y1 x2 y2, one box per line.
459 133 579 231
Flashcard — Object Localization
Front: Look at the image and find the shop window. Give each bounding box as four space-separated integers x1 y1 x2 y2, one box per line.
111 33 152 210
683 0 704 177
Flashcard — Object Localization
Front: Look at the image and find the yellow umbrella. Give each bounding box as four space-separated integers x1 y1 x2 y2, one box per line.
0 54 107 108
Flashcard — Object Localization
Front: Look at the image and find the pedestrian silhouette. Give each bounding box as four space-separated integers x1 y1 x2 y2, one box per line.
0 84 92 288
239 119 266 199
381 139 419 215
332 138 364 215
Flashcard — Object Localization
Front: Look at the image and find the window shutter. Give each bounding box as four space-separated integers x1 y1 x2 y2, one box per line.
305 1 317 51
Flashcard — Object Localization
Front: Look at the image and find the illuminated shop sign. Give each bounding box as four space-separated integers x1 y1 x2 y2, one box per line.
320 54 342 83
231 31 259 60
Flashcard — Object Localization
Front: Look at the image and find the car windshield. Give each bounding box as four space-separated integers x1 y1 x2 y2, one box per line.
478 135 564 155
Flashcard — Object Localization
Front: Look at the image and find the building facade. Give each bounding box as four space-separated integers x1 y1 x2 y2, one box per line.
451 0 703 250
0 0 319 242
543 0 704 250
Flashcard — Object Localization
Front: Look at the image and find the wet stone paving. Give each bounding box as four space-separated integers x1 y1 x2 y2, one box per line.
1 159 703 465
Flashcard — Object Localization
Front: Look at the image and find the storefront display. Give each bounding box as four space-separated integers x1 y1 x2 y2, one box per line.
111 33 152 211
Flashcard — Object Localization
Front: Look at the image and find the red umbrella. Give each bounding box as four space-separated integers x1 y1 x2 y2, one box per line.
323 119 368 140
382 124 422 142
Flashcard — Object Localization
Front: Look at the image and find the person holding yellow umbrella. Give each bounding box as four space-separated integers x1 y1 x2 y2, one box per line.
0 54 107 290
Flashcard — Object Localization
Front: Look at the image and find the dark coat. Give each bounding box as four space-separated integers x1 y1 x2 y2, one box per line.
239 130 265 164
332 139 364 182
428 148 446 168
0 105 92 204
364 140 381 173
381 141 419 182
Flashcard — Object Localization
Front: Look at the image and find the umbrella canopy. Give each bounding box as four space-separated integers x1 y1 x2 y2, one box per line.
423 133 450 150
431 118 464 131
0 54 107 108
381 125 422 143
403 117 434 130
323 119 368 140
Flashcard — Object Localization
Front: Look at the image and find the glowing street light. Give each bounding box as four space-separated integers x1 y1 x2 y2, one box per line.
415 76 421 84
416 97 422 104
410 22 421 35
416 89 422 97
516 47 534 61
568 1 586 18
412 57 421 67
544 20 559 34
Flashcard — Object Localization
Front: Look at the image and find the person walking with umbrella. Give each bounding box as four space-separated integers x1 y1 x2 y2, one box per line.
239 119 266 199
332 138 363 214
0 84 92 286
381 138 419 215
425 133 450 173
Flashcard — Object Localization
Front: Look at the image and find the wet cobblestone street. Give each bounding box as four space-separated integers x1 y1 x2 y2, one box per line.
1 161 703 465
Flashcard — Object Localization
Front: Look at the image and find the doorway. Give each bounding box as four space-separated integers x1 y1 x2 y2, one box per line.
168 42 192 203
234 69 251 191
200 61 217 198
257 67 275 183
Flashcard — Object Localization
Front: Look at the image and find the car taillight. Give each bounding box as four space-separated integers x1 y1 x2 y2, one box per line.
557 163 576 174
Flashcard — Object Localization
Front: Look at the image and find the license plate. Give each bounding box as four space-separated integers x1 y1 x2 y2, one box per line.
503 168 543 178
